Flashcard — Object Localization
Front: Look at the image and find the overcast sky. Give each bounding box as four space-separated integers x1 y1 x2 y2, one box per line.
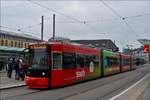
1 0 150 51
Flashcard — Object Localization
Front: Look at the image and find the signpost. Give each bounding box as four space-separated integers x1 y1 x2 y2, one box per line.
144 45 150 53
144 45 150 63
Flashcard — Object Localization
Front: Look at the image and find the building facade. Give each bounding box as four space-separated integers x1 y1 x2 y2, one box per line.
0 30 41 62
123 46 149 64
0 30 41 48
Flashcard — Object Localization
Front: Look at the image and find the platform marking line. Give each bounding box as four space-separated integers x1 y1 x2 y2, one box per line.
109 73 150 100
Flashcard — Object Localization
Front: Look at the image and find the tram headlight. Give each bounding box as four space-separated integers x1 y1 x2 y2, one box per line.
42 72 45 76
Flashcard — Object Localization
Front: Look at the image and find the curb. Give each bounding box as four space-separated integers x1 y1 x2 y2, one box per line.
0 84 26 90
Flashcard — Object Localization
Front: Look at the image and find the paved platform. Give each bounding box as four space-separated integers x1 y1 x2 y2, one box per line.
109 72 150 100
0 64 150 100
0 70 26 90
137 83 150 100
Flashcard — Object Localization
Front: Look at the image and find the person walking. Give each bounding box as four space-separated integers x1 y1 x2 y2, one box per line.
19 58 26 81
7 58 13 78
14 58 20 80
0 61 2 71
1 61 5 71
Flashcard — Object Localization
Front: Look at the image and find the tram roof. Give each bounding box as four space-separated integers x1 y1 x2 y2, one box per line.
30 41 99 48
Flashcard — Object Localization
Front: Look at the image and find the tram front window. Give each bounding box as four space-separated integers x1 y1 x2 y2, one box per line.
29 49 50 69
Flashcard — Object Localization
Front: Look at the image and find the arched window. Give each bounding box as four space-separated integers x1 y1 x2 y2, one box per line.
11 41 13 47
5 40 8 46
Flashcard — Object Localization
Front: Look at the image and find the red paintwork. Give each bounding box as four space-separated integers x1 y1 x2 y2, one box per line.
27 42 100 89
50 42 100 88
26 42 136 89
51 67 94 88
121 65 130 72
51 43 99 55
104 53 121 76
111 53 121 74
144 45 150 53
120 54 131 72
25 77 49 89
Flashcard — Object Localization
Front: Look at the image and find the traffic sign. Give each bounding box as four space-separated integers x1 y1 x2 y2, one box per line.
144 45 150 53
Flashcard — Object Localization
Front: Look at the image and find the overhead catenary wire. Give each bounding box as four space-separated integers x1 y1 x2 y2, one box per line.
100 0 140 37
18 23 41 30
15 1 149 31
27 0 103 34
18 12 150 30
124 13 150 19
2 1 147 39
1 3 25 9
28 0 83 23
101 0 123 20
0 25 40 36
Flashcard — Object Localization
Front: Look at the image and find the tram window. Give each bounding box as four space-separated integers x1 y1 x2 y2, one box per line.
53 53 62 69
105 57 119 67
77 54 85 68
123 59 130 65
63 53 76 69
85 55 92 67
112 57 119 66
104 57 110 66
93 56 99 67
30 50 50 69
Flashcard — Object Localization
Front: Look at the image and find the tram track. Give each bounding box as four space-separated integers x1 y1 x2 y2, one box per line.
1 72 128 100
1 87 43 100
61 65 150 100
1 65 150 100
60 71 142 100
1 70 137 100
97 73 146 100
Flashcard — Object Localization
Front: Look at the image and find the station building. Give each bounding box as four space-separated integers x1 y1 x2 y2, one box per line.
0 30 41 62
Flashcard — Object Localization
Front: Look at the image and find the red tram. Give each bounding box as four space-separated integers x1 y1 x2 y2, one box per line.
25 42 100 88
25 42 136 89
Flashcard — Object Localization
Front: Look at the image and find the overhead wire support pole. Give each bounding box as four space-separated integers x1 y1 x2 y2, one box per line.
28 0 101 35
53 14 55 41
41 16 44 41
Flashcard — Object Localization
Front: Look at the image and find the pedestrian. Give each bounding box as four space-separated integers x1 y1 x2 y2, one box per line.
12 58 16 69
14 58 20 80
7 58 13 78
18 58 25 81
1 61 4 71
21 59 28 79
0 61 2 71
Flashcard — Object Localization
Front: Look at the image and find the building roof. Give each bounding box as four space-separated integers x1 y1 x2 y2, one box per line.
71 39 119 52
0 30 40 40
